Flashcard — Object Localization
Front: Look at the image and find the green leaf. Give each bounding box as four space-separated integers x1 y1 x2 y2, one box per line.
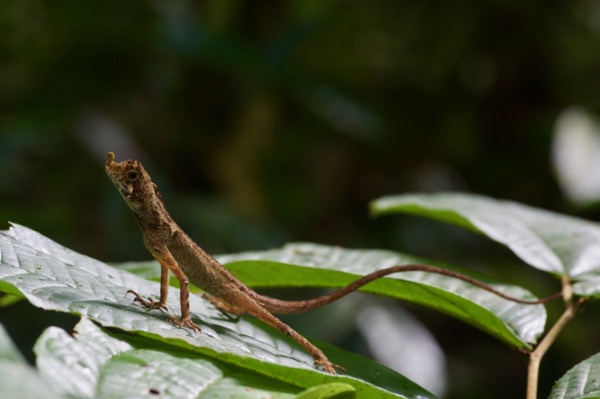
0 324 25 363
0 293 23 307
295 383 356 399
35 318 132 398
549 352 600 399
572 275 600 299
216 243 546 349
35 318 306 399
371 193 600 296
0 323 62 399
0 223 432 399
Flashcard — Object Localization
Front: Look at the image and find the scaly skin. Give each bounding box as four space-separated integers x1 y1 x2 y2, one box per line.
105 152 560 374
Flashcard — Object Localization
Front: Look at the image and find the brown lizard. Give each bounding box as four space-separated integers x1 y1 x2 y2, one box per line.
105 152 560 374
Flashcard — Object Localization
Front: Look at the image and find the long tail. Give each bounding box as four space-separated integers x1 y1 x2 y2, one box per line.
251 264 562 314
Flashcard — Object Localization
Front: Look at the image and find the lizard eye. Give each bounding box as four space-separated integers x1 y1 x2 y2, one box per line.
126 169 140 181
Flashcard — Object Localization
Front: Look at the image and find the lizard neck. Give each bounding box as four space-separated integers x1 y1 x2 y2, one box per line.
129 186 178 234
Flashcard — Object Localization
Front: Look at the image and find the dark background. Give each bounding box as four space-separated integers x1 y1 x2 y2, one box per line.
2 1 600 398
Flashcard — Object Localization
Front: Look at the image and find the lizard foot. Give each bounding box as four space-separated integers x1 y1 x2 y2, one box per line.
167 315 202 333
126 290 168 311
315 358 345 375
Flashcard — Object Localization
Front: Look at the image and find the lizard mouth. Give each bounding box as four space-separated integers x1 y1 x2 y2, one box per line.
112 176 129 196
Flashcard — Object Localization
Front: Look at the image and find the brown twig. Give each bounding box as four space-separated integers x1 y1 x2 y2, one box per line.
526 276 584 399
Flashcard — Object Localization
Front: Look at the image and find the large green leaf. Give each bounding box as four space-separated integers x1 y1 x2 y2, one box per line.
549 352 600 399
371 193 600 296
214 243 546 349
36 318 353 399
0 223 431 399
0 323 62 399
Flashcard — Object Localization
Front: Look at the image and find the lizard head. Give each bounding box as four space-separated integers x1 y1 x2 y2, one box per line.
105 152 158 213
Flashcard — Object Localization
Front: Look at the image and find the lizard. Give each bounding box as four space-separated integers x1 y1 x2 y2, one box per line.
105 152 560 374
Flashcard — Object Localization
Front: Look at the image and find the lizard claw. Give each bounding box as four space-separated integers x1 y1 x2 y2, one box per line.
126 290 168 311
126 290 199 333
168 315 202 333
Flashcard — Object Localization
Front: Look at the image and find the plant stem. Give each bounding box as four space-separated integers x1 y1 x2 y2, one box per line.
526 277 583 399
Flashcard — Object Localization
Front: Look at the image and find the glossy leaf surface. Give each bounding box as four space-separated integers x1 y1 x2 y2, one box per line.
371 193 600 296
0 223 431 399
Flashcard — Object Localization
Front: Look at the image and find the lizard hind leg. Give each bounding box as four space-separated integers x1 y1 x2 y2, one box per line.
203 294 245 316
239 297 342 374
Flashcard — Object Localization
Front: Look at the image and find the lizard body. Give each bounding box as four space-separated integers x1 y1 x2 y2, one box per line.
105 152 558 374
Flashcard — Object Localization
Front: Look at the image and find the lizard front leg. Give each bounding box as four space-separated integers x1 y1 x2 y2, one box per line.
135 241 201 332
127 259 169 311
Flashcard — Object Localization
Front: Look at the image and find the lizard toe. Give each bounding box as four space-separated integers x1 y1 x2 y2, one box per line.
168 316 202 333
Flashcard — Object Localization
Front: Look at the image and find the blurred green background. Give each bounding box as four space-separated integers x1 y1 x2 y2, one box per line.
2 1 600 398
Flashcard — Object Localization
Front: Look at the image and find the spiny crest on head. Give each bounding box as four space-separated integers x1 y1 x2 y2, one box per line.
105 152 156 206
106 152 145 180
